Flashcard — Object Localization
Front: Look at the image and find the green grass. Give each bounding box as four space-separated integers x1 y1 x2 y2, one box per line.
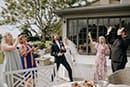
0 52 4 64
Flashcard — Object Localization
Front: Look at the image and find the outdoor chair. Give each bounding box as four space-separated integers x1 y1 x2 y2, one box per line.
108 68 130 86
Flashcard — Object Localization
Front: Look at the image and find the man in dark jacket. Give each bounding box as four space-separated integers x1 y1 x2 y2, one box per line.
106 26 130 72
51 34 73 82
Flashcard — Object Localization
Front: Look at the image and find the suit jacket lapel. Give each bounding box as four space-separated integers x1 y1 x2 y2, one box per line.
55 42 60 51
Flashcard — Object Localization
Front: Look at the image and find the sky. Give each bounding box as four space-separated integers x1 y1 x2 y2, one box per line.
0 25 21 38
0 0 21 38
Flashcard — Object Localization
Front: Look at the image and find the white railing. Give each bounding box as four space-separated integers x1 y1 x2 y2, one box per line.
2 65 55 87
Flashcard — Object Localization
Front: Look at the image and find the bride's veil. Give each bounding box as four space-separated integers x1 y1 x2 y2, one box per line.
67 39 79 55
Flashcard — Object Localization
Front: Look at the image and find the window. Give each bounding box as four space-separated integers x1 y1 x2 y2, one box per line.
67 19 78 44
67 17 130 56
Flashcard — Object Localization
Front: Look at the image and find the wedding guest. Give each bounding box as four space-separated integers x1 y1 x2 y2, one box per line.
106 26 130 72
19 35 37 69
1 32 22 87
51 34 73 82
88 32 109 80
19 34 37 86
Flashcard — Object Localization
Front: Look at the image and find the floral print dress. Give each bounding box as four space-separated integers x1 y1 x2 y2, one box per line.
94 43 108 81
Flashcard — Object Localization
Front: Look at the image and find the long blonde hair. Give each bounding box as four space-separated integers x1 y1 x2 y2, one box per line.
1 32 13 51
19 35 26 44
99 36 106 44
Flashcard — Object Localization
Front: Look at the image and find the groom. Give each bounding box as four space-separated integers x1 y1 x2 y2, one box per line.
50 34 73 82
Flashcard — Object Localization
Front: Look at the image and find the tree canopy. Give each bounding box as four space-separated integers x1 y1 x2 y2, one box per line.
0 0 94 42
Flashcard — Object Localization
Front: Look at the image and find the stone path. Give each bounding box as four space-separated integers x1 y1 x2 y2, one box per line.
0 63 110 87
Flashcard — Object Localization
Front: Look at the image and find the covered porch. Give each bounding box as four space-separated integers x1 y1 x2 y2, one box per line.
55 4 130 56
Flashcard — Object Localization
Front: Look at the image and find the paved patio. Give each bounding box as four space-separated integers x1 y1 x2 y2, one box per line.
0 55 130 87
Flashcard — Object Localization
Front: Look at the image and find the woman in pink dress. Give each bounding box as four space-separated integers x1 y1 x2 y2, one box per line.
88 32 109 81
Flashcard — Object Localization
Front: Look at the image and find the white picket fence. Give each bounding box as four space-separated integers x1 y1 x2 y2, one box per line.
2 65 55 87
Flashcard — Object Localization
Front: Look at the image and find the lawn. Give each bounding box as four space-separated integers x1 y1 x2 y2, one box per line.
0 52 4 64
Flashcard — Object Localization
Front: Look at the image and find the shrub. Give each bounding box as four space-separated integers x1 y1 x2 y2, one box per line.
37 42 46 49
27 36 40 42
31 42 46 50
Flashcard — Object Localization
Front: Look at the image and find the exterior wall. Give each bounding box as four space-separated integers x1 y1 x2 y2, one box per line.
100 0 110 4
120 0 130 4
110 0 120 4
93 0 120 5
92 0 130 5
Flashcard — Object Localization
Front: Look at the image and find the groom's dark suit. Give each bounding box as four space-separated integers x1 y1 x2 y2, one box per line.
51 41 73 81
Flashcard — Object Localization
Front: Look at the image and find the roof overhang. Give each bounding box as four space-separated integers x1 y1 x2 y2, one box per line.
54 4 130 17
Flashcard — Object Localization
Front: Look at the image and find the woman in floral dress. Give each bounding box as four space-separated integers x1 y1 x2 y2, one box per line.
88 32 109 81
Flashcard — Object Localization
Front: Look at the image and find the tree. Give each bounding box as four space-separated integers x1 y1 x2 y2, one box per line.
0 0 62 42
0 0 93 42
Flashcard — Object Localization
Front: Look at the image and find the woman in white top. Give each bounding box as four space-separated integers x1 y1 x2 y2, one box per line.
1 32 22 87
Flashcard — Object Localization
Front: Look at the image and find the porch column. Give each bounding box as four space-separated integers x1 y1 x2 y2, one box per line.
62 18 67 39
